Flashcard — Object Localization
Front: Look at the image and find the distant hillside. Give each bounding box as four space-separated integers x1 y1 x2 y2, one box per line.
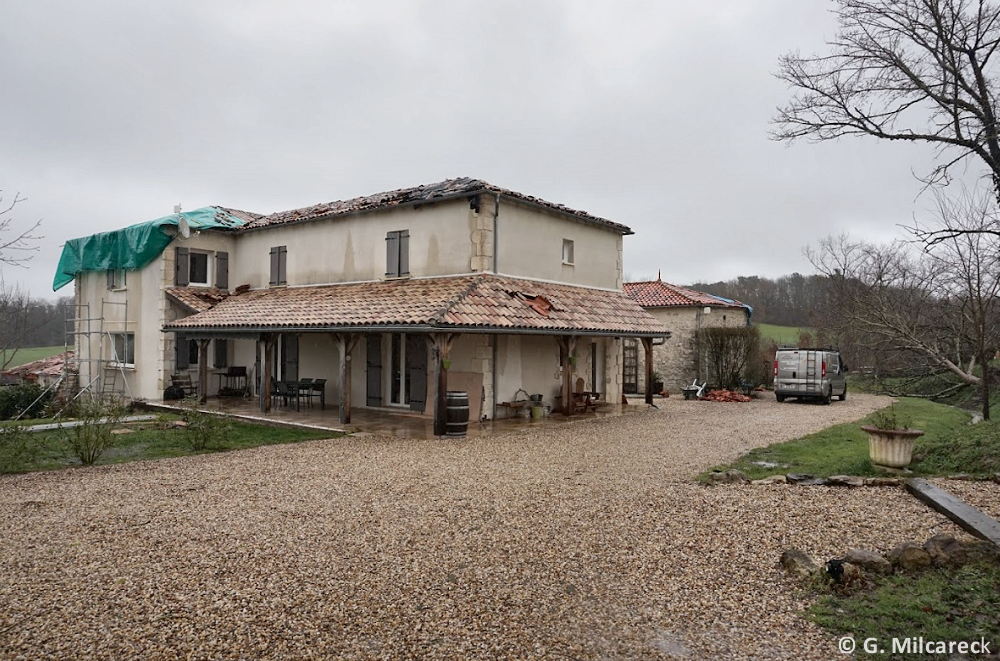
688 273 827 327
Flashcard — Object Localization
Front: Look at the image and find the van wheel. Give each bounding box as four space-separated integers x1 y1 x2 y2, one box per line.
839 385 847 401
822 388 832 405
776 394 786 403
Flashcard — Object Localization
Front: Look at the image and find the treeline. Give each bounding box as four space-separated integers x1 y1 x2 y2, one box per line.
688 273 828 327
15 296 75 348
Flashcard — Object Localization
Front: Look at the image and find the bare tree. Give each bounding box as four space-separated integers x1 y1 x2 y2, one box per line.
0 188 43 371
0 190 42 267
773 0 1000 192
811 193 1000 419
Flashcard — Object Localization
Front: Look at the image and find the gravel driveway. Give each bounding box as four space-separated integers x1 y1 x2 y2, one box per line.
0 393 972 660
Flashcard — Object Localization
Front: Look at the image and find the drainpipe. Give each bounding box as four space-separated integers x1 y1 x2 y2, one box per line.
492 333 498 421
492 193 500 273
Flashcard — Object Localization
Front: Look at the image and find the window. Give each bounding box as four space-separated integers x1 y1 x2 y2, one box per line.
269 246 287 286
385 230 410 278
188 339 200 366
562 239 575 265
106 268 126 290
110 333 135 367
189 252 209 285
175 247 216 287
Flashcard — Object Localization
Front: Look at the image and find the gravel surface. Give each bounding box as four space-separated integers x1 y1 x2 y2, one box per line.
0 393 970 660
933 479 1000 520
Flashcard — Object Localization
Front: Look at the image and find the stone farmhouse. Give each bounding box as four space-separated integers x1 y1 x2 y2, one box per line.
624 277 751 393
54 178 669 432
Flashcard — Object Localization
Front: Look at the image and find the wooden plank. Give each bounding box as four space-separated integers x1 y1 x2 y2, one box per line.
906 478 1000 546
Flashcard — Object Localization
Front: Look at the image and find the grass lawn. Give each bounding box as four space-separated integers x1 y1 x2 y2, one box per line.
1 414 338 474
0 346 65 369
705 398 989 479
755 323 813 346
809 561 1000 660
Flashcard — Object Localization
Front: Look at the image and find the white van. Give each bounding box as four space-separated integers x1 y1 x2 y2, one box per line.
773 347 848 404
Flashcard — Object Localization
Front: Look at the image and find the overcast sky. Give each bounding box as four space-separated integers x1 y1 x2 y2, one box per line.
0 0 959 300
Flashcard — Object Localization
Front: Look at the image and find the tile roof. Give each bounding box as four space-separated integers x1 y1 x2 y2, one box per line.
166 287 231 313
2 351 73 379
164 275 668 336
240 177 633 235
623 279 748 309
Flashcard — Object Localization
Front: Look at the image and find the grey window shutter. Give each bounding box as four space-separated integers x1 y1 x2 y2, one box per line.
215 251 229 289
176 247 190 286
214 339 228 368
385 232 400 277
107 269 115 290
269 247 278 285
175 333 189 370
278 246 287 285
399 230 410 276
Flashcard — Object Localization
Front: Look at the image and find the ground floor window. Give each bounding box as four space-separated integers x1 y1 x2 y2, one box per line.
111 332 135 367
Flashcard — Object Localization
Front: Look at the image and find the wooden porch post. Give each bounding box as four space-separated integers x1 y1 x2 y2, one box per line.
641 337 654 406
197 339 211 404
261 334 275 413
431 333 459 436
556 335 577 415
335 333 360 424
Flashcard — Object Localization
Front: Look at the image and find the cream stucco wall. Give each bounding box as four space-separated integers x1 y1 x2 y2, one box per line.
494 198 623 289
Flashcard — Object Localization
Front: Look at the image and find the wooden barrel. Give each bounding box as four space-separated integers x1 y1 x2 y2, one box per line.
445 390 470 437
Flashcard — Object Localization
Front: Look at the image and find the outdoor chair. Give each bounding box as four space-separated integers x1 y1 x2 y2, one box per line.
310 378 327 409
171 373 198 398
571 377 598 414
298 378 316 408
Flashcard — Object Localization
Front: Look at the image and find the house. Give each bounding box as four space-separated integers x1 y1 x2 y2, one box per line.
624 276 751 393
54 178 669 432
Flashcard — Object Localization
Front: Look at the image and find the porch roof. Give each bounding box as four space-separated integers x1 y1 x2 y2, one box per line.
163 274 670 337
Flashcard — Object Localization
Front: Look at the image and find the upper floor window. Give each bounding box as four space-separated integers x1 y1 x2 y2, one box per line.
269 246 287 286
562 239 575 265
385 230 410 278
175 247 228 289
106 268 126 290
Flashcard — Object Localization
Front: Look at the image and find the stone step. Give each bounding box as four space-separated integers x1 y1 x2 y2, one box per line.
906 478 1000 547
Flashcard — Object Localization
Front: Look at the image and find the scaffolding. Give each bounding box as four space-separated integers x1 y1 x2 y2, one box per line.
64 298 134 402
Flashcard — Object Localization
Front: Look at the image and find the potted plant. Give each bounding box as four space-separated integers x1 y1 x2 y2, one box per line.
860 405 924 468
651 371 664 395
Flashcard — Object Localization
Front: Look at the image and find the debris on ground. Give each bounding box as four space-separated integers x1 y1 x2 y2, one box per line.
701 389 752 402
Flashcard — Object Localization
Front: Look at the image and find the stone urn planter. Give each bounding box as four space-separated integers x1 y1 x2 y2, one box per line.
860 425 924 468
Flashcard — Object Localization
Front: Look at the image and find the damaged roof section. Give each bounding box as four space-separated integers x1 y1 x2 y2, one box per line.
165 287 231 314
241 177 634 235
164 274 668 337
624 279 749 310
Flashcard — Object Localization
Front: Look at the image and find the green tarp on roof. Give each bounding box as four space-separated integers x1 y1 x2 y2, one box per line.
52 207 246 291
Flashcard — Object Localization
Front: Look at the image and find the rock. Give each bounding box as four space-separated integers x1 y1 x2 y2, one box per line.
961 539 1000 563
705 470 750 485
110 428 133 435
888 542 932 570
780 548 818 580
864 477 902 487
843 548 892 574
827 475 865 487
785 473 815 484
171 420 189 428
753 475 788 485
923 534 966 567
946 473 973 481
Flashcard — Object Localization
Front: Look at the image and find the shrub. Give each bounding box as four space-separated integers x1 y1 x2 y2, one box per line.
0 425 38 474
179 397 231 451
696 326 762 389
61 397 127 465
0 383 54 421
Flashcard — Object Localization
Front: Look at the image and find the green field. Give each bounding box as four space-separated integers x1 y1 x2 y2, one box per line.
755 323 814 346
0 346 65 369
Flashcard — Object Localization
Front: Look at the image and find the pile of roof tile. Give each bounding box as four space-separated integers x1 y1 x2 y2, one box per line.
701 390 752 403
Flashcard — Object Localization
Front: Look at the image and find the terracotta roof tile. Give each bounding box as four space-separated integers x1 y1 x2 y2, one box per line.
623 280 748 310
241 178 633 235
166 287 231 313
164 275 668 336
2 351 73 379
